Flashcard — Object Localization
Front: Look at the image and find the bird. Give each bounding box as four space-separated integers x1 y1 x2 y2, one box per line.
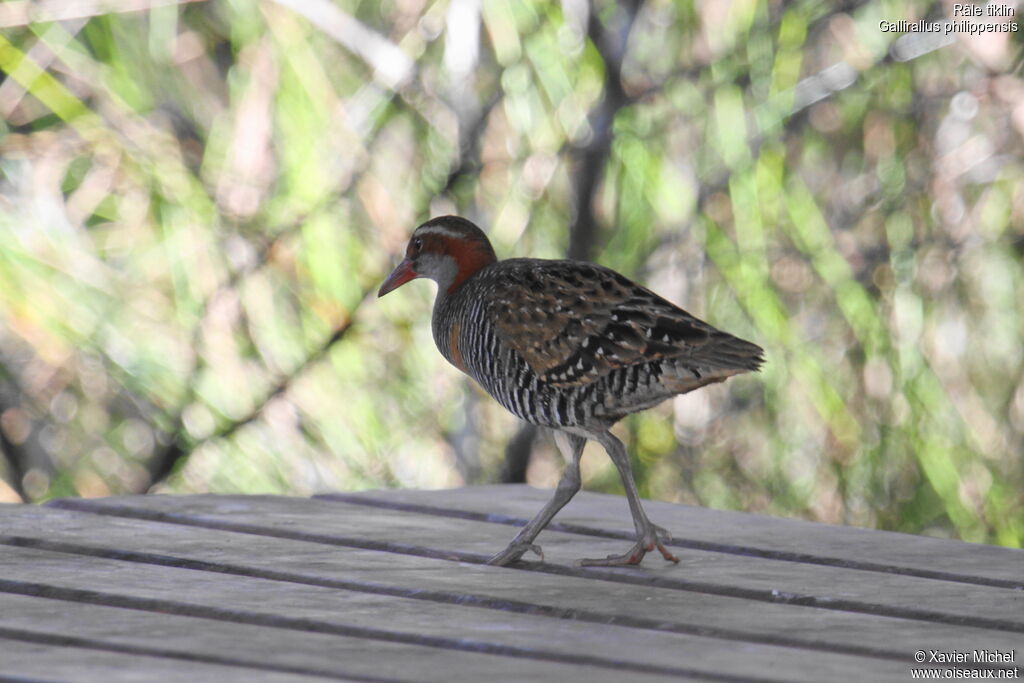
378 215 763 567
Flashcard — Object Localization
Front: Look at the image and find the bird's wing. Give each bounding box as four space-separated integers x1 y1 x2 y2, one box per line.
491 261 720 387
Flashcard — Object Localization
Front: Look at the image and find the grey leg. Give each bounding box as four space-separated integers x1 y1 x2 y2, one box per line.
487 433 587 566
578 430 679 566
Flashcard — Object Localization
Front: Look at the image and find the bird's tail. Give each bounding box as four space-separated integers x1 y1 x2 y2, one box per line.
695 332 764 373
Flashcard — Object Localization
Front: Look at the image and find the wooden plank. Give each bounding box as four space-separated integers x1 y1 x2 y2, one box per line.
46 494 1023 628
326 485 1024 587
0 636 338 683
22 498 1021 677
0 592 623 683
0 513 918 683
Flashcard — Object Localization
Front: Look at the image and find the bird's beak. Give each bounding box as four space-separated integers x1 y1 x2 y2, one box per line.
378 258 418 297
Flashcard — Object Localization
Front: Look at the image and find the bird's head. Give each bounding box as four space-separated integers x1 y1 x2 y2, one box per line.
378 216 498 297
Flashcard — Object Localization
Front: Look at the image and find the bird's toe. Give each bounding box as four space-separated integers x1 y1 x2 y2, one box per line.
487 541 544 566
576 544 646 567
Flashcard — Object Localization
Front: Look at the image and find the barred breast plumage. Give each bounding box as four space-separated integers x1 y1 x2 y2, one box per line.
379 215 763 567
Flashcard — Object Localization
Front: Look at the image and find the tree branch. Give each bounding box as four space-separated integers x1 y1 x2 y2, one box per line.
567 0 642 262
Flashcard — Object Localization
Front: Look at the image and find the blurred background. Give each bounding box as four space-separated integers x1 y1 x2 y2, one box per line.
0 0 1021 547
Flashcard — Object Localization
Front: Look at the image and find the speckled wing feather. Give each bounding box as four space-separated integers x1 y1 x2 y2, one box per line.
491 260 761 388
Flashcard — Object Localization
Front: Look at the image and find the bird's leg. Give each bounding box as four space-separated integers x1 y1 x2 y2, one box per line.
578 431 680 567
487 433 586 566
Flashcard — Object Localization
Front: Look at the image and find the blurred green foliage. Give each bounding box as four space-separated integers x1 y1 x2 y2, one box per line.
0 0 1021 548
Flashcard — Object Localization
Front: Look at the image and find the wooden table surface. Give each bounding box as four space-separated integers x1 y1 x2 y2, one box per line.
0 484 1020 682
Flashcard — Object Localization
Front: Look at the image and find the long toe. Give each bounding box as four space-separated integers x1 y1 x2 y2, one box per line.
646 526 679 563
576 542 647 567
640 520 679 562
577 540 679 566
655 540 680 563
577 521 680 566
487 541 544 566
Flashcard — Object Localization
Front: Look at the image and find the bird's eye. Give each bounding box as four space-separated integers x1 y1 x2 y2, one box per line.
412 237 423 253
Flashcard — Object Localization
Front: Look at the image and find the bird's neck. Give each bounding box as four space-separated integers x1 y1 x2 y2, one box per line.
431 250 496 362
440 241 497 297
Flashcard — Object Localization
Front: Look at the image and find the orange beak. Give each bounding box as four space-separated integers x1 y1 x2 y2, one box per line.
378 258 418 297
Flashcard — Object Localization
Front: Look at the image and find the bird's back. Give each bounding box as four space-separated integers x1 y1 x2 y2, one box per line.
433 258 763 431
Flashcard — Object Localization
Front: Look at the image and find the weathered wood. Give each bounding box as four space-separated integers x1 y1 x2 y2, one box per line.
0 633 338 683
0 487 1019 683
47 493 1022 626
0 589 639 683
0 506 904 682
36 497 1024 655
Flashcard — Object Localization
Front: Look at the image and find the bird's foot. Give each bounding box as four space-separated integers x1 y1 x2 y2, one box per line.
577 525 679 567
487 540 544 566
